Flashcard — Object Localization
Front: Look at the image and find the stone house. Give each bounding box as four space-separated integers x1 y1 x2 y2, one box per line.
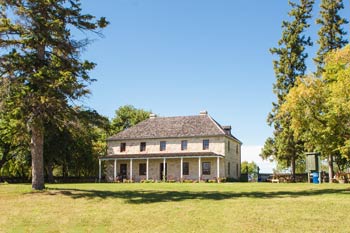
99 111 242 182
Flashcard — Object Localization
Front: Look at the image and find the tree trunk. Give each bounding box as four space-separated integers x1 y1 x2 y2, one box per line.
30 123 45 190
328 154 334 183
62 162 68 178
291 156 296 182
46 162 54 183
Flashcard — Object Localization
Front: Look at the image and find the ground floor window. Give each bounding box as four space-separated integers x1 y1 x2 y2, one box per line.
228 162 231 175
202 162 211 175
139 163 146 175
183 162 189 175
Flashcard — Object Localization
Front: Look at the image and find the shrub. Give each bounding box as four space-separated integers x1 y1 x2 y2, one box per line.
226 177 239 182
123 179 134 183
183 179 194 183
218 177 227 183
143 179 155 183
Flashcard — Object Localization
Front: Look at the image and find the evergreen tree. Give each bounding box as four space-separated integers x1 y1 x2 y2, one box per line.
0 1 108 190
314 0 348 76
261 0 314 181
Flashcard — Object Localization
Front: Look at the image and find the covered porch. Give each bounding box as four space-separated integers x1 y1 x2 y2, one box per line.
98 152 224 182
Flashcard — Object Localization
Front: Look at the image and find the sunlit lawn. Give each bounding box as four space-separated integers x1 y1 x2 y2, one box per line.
0 182 349 233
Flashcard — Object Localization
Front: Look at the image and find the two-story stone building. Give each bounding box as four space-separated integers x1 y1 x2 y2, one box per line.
99 111 242 182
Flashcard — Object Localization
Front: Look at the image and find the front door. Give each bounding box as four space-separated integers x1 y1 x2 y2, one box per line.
120 164 127 179
160 163 167 181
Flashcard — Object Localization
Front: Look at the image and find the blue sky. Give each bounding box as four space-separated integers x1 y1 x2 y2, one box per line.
78 0 349 172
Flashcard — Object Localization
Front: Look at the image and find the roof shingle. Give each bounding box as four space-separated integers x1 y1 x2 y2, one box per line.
108 114 241 143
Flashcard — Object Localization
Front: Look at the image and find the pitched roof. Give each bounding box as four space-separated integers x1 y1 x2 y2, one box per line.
108 114 241 143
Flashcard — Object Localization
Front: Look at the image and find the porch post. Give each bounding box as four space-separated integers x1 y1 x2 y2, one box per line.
116 159 118 177
146 158 149 180
180 157 183 181
130 159 133 181
198 157 201 181
217 156 220 181
114 159 117 181
163 157 166 182
98 159 101 182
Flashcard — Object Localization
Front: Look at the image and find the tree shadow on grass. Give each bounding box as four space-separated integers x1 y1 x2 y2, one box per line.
25 187 350 204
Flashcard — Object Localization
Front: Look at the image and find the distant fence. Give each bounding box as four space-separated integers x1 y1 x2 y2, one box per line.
240 173 310 183
0 176 99 184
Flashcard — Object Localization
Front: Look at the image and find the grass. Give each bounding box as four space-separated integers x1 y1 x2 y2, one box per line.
1 183 350 233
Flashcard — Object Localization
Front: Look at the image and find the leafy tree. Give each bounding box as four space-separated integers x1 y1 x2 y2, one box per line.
261 0 314 181
0 99 30 177
280 45 350 181
44 109 110 181
110 105 151 135
241 161 259 175
0 1 108 189
314 0 348 76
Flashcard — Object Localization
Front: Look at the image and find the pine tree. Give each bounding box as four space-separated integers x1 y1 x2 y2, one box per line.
314 0 348 76
0 1 108 190
261 0 314 181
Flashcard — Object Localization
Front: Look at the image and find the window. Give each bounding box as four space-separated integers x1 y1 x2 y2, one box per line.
183 162 189 175
140 142 146 152
139 163 146 175
228 141 230 151
236 164 239 177
120 143 126 152
203 139 209 150
202 162 211 175
160 141 166 151
236 144 239 153
228 162 231 175
181 140 188 151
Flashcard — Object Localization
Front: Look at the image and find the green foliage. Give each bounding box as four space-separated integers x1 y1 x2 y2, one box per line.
262 0 314 178
44 109 110 178
281 45 350 178
0 100 30 177
314 0 348 76
0 0 108 189
241 161 259 175
110 105 151 135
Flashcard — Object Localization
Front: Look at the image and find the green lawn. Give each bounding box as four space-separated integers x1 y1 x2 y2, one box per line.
1 183 350 233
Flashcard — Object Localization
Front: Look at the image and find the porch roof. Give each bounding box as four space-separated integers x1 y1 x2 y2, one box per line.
99 152 223 160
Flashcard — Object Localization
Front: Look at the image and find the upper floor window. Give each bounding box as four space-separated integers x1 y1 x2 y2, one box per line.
183 162 189 175
181 140 188 151
202 162 211 175
140 142 146 152
228 141 230 151
160 141 166 151
203 139 209 150
120 143 126 152
236 145 239 154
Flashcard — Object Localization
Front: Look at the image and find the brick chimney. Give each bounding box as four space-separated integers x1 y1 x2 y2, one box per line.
222 126 232 135
199 110 208 116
